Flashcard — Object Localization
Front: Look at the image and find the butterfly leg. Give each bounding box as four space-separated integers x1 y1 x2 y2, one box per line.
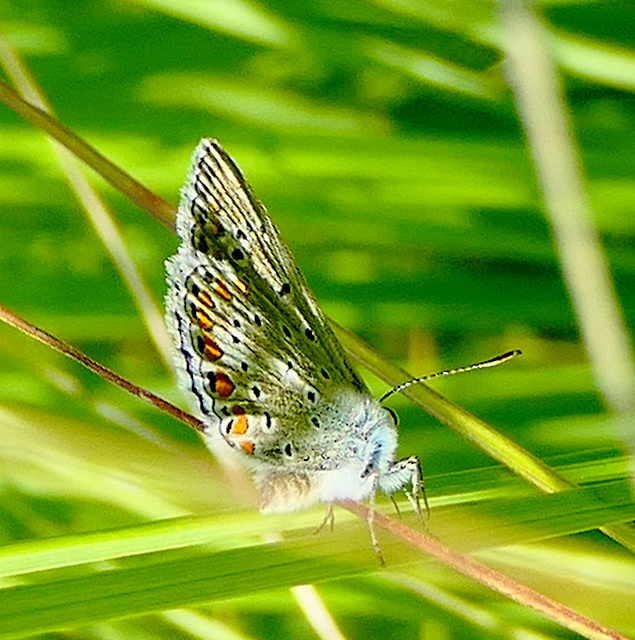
368 472 385 565
390 494 402 518
313 503 335 535
386 456 428 522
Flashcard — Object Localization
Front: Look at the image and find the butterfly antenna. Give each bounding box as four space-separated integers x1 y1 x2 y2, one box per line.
379 350 521 403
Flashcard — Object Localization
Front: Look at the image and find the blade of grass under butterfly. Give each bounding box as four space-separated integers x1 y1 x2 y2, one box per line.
0 537 367 640
1 471 630 579
0 497 629 640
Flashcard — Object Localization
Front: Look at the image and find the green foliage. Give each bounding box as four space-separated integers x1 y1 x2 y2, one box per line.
0 0 633 638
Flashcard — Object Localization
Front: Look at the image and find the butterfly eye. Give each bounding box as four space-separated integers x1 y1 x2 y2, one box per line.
304 328 315 341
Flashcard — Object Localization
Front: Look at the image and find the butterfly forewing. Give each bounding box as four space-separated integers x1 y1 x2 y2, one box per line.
166 140 368 463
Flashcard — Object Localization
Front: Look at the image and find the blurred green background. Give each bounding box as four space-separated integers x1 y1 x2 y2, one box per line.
0 0 633 638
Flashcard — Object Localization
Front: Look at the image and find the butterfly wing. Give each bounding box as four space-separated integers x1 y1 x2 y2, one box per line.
165 139 375 510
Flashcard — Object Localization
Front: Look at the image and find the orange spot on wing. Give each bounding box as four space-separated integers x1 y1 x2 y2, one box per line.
214 279 232 301
240 440 255 455
235 278 249 296
214 371 234 398
196 309 213 331
230 414 248 435
198 290 214 308
203 338 223 361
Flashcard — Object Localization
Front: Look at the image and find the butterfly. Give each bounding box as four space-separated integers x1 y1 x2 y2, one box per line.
165 139 423 544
